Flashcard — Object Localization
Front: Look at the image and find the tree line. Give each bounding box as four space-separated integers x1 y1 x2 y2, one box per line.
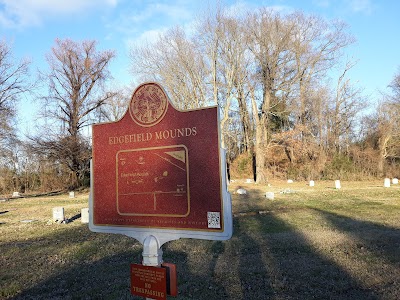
0 6 399 194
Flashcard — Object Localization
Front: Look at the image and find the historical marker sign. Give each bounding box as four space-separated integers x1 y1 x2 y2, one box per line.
89 82 232 242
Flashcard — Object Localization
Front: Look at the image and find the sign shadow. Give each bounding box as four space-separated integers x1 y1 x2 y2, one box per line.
233 213 379 299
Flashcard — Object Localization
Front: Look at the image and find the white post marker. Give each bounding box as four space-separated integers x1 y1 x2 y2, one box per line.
384 178 391 188
335 180 341 189
142 235 163 266
81 208 89 223
142 235 163 300
265 192 274 200
52 207 65 222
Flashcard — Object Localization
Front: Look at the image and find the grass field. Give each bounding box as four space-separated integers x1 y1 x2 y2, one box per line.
1 180 399 299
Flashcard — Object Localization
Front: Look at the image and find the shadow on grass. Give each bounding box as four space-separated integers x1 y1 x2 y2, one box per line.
5 225 228 300
312 208 400 265
0 224 138 299
67 213 81 223
235 217 274 299
4 212 387 299
231 187 275 213
163 243 228 299
232 214 380 300
13 249 141 299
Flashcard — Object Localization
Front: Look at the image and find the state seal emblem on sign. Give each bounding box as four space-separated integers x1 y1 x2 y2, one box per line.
129 83 168 127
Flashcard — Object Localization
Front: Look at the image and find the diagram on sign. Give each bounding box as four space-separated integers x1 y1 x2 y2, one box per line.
116 145 190 217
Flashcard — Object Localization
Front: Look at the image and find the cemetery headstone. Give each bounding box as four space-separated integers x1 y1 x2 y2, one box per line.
287 179 294 183
245 178 253 183
81 208 89 223
335 180 341 189
309 180 315 187
52 207 65 222
384 178 391 188
392 178 398 185
236 188 247 195
265 192 274 200
69 191 75 198
12 192 20 198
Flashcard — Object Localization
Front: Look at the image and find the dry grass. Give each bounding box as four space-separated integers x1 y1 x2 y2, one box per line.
1 180 399 299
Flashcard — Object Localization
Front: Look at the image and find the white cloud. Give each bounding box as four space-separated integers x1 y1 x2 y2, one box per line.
150 3 192 21
348 0 373 15
108 0 197 52
125 27 169 50
0 0 118 28
109 1 193 35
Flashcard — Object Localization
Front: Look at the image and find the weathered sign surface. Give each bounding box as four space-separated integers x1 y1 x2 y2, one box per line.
90 82 232 240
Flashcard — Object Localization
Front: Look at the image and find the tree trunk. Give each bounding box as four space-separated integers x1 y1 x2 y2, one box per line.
377 135 389 176
254 124 267 183
251 87 269 184
238 88 252 153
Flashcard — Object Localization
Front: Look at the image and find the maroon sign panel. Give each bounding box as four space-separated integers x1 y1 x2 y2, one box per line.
92 82 224 232
131 264 167 300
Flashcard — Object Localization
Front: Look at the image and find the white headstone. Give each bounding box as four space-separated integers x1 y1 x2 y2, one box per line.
69 191 75 198
309 180 315 187
335 180 341 189
52 207 65 222
236 188 247 195
12 192 20 198
81 208 89 223
384 178 391 188
265 192 274 200
392 178 398 185
245 178 253 183
287 179 293 183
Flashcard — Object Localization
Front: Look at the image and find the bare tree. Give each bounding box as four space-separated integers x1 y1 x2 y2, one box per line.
0 39 32 193
196 6 252 149
376 103 395 175
31 39 116 188
128 5 361 182
245 8 297 183
374 68 400 175
101 86 131 122
0 39 31 149
130 7 252 152
389 67 400 102
130 28 209 109
328 60 363 152
289 12 354 134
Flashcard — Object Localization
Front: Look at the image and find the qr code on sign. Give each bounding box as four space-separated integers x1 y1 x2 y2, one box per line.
207 212 221 228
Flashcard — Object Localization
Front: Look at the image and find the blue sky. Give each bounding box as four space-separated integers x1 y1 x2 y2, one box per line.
1 0 399 134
